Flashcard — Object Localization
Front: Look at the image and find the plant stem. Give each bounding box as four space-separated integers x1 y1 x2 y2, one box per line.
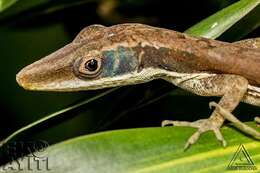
0 87 118 147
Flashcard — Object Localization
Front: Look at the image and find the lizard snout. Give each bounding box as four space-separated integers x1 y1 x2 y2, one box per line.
16 43 81 91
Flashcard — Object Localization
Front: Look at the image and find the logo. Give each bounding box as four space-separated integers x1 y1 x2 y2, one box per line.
0 140 51 171
227 144 257 170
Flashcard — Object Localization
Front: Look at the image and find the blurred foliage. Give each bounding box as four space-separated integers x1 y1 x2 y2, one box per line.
0 0 260 170
0 0 18 12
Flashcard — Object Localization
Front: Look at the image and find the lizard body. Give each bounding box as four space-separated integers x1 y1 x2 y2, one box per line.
16 24 260 149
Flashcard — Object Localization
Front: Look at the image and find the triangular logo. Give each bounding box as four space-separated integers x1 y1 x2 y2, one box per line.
227 144 257 170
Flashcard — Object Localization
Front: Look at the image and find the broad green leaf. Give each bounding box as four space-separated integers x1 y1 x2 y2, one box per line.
185 0 260 38
0 0 18 12
2 123 259 173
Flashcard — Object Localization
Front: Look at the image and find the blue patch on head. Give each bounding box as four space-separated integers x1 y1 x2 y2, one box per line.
102 46 138 77
102 50 116 76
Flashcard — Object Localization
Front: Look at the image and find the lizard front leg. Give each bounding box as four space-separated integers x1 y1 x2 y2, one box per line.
162 74 259 150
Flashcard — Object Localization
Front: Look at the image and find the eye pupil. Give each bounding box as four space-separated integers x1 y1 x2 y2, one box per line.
85 59 98 71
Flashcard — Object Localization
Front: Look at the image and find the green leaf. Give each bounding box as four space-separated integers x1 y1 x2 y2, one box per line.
219 4 260 41
2 123 259 173
185 0 260 38
0 0 18 12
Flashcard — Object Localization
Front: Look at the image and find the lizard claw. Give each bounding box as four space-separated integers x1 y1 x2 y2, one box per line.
209 101 218 109
161 120 173 127
184 131 201 151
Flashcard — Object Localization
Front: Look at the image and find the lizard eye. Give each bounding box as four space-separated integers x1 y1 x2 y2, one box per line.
74 56 102 78
85 59 98 72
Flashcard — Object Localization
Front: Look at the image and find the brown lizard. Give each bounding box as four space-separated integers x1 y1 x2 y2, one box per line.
16 24 260 149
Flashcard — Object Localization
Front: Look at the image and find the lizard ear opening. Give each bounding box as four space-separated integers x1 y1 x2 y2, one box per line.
73 56 102 78
73 25 106 44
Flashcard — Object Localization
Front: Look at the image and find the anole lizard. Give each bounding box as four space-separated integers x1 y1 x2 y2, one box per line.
16 24 260 149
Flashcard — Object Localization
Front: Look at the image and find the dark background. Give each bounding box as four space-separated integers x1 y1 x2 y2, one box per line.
0 0 259 164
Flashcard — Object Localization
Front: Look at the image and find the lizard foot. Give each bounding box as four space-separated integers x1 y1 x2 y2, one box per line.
210 102 260 139
162 118 227 151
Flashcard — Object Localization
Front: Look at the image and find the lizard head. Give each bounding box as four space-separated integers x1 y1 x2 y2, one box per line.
16 24 157 91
